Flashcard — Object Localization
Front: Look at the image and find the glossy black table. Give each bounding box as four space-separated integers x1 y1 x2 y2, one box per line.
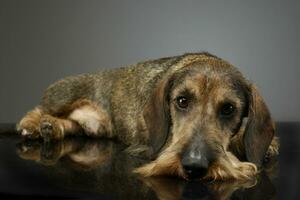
0 122 299 200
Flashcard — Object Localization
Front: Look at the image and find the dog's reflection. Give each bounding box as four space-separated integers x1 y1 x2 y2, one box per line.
17 138 117 169
143 174 275 200
16 138 276 200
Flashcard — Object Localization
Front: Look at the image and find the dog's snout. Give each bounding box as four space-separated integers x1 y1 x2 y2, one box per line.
181 134 213 179
181 151 209 179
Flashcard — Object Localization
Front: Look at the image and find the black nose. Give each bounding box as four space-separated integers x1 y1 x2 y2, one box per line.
182 163 208 179
181 149 210 179
181 134 212 179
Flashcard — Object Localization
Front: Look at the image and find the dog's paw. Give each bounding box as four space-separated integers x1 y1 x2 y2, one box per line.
40 115 64 141
17 121 40 139
16 107 43 139
20 128 41 139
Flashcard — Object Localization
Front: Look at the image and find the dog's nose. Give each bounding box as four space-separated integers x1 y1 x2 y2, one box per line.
181 134 212 179
182 162 208 179
181 150 209 179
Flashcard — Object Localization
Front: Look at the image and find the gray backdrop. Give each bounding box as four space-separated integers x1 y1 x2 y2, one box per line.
0 0 299 123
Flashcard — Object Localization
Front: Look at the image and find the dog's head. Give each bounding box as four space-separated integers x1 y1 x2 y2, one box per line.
140 53 274 180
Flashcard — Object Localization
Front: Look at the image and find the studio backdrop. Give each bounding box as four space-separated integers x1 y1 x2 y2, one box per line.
0 0 299 122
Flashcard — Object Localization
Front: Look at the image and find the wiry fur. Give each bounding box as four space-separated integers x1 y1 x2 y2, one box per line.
17 52 279 181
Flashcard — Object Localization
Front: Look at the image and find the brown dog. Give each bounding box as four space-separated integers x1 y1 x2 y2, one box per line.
17 52 279 180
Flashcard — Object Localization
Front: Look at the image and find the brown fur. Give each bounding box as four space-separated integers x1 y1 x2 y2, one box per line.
17 52 279 181
17 107 43 139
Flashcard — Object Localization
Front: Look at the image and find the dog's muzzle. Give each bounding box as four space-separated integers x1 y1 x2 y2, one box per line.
181 135 213 179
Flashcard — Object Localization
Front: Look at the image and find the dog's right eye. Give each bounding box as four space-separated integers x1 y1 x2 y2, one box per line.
176 96 189 109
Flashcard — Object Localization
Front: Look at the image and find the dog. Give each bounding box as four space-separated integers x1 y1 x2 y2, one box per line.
17 52 279 180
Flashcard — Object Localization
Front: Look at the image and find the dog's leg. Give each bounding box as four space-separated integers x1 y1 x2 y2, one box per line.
18 99 112 140
68 100 112 138
40 103 112 141
40 114 81 141
18 109 81 140
17 107 43 139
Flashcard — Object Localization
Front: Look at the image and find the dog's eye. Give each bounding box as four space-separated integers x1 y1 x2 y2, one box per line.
176 96 189 109
220 103 236 118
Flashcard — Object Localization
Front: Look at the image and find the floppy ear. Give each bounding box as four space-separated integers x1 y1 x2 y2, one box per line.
143 77 173 158
244 85 275 167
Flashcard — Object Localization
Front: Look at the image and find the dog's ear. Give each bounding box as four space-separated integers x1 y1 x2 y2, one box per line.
243 84 275 167
143 77 173 158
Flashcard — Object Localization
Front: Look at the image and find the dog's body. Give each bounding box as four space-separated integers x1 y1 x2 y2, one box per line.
17 53 279 180
18 55 184 145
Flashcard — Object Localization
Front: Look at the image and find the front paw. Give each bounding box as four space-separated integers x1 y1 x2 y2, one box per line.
17 107 43 139
40 115 64 141
17 122 41 139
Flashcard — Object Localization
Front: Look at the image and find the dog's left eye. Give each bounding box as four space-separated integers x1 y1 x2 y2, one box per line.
176 96 189 109
219 103 236 118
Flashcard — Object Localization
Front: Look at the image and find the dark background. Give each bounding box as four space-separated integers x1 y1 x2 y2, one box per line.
0 0 299 123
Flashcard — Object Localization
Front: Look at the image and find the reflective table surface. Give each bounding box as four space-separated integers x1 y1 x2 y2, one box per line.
0 122 299 200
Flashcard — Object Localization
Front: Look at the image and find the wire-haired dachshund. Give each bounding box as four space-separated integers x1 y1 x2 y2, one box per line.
17 52 279 180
